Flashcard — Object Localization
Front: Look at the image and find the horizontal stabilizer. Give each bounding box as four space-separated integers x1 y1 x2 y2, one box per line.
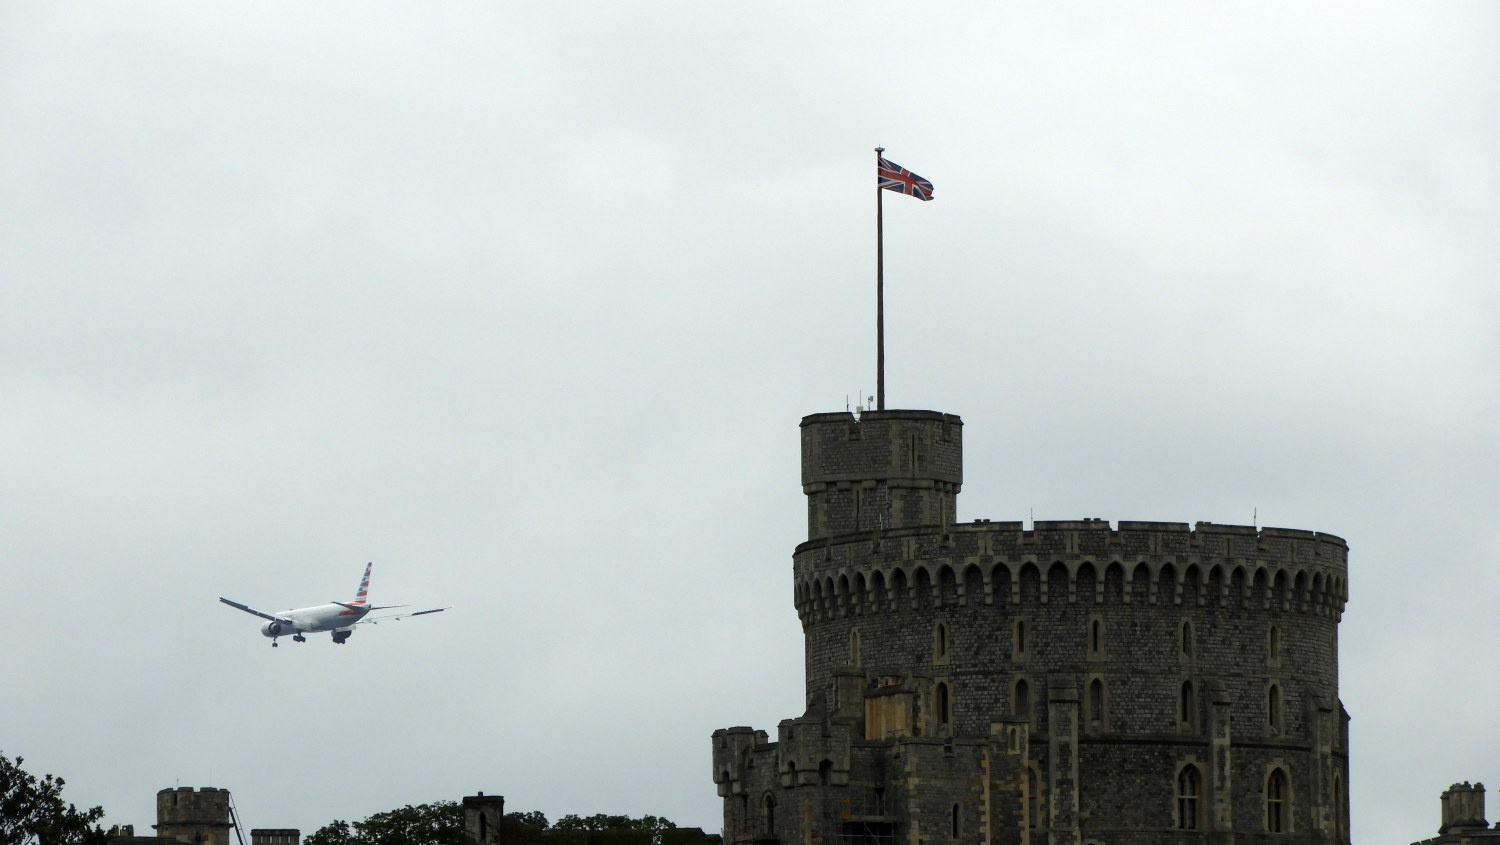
358 606 451 624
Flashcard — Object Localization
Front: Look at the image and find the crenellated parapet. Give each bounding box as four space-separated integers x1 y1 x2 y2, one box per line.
792 519 1348 624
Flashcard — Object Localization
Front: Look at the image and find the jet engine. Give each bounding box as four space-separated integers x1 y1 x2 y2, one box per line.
261 620 286 638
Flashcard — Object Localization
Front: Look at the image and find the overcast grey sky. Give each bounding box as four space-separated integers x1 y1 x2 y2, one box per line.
2 3 1496 843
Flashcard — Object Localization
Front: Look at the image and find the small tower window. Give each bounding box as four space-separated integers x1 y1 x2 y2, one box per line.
1088 617 1105 658
1013 618 1028 660
1180 620 1195 660
1014 677 1031 718
1176 765 1202 830
763 794 775 832
1027 765 1042 829
1088 678 1105 726
849 628 861 667
1268 625 1281 664
936 681 951 727
1266 767 1290 832
934 622 948 661
950 803 960 838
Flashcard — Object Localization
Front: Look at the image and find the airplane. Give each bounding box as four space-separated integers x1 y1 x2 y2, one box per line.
218 562 448 647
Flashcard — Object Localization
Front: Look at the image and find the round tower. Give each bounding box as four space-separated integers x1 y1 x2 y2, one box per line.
715 409 1352 844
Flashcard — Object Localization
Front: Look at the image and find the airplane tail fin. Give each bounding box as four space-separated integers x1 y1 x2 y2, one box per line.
351 561 373 607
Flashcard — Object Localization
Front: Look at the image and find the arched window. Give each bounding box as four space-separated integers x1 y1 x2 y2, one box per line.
1176 765 1201 830
1266 767 1290 832
1089 618 1104 656
849 628 861 667
934 622 948 660
1268 684 1283 734
478 812 488 842
1180 681 1197 731
1014 618 1028 659
763 794 775 833
1088 678 1105 725
950 803 960 838
1027 766 1041 829
1268 624 1281 663
1014 678 1031 718
936 682 951 727
1180 620 1194 660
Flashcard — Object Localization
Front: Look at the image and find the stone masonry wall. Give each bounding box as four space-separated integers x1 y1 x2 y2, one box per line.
714 411 1351 844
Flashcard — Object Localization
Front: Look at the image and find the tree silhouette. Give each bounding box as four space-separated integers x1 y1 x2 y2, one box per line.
0 753 107 845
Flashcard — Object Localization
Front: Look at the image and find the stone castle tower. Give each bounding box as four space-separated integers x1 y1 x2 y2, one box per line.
155 788 234 845
713 409 1350 844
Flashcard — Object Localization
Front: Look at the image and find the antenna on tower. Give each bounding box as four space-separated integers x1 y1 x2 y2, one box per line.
852 391 872 420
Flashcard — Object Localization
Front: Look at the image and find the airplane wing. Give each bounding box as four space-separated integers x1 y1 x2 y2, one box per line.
219 597 294 625
356 606 451 624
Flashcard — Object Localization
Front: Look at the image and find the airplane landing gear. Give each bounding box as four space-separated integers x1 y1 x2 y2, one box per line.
272 640 279 647
292 634 306 643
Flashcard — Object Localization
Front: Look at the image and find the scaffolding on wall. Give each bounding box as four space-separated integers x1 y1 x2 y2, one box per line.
818 795 898 845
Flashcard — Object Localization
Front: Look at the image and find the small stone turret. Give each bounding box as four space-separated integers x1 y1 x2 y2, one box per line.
1440 782 1488 833
462 793 506 845
155 788 233 845
800 410 962 540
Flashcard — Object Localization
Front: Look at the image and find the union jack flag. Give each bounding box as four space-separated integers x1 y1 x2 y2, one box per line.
877 156 934 201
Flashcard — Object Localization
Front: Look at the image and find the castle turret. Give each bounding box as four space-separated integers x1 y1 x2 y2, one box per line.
462 793 506 845
1440 782 1488 834
155 788 233 845
800 410 962 541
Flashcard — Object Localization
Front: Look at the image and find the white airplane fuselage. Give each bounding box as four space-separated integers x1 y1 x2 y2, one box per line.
259 603 369 639
220 561 447 646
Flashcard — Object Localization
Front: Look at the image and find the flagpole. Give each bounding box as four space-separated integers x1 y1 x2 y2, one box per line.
875 146 885 411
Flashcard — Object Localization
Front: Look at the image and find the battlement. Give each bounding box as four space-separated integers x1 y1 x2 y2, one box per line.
156 788 232 826
798 517 1347 557
792 517 1347 622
